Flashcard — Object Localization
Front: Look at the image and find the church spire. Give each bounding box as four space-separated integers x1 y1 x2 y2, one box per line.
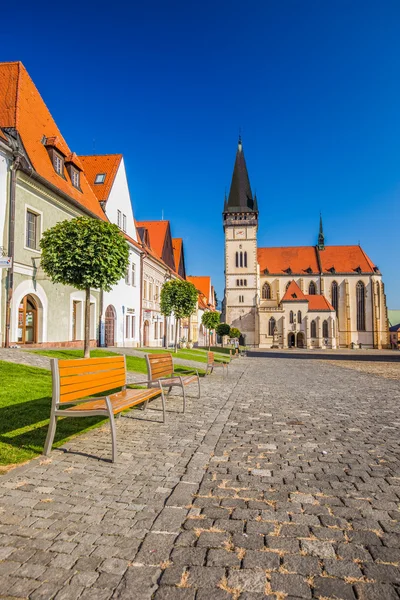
318 213 325 250
225 136 257 213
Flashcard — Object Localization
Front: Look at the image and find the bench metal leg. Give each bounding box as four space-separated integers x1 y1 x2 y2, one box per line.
44 413 57 456
197 376 201 399
105 397 117 463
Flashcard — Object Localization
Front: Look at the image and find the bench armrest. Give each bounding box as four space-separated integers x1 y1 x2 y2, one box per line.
173 369 200 378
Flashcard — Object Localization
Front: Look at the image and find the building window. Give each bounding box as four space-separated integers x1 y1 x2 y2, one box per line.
236 279 239 286
244 280 247 286
268 317 276 336
26 210 39 250
126 315 130 338
262 282 271 299
125 268 130 285
131 263 136 286
244 252 247 268
71 168 80 189
235 252 239 268
331 281 338 315
297 311 302 324
376 281 381 310
322 320 329 338
131 315 136 338
95 173 106 184
239 295 244 303
122 214 127 232
309 281 316 295
289 310 294 324
53 153 64 176
149 283 153 301
117 210 122 228
311 320 317 338
356 281 366 331
154 322 158 339
332 320 335 336
144 280 147 299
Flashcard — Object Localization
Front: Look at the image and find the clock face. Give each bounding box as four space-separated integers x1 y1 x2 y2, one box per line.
235 229 245 239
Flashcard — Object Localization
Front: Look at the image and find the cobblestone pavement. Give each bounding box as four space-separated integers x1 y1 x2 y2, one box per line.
320 359 400 380
1 355 400 599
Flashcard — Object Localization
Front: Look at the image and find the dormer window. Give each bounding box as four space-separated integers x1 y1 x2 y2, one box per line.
95 173 106 184
70 168 80 189
53 152 64 176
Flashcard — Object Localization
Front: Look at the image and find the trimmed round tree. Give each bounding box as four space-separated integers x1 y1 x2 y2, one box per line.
229 327 241 340
216 322 231 347
201 310 220 350
40 217 130 357
160 279 198 352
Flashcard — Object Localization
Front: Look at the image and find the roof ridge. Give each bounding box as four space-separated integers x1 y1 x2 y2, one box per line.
78 153 123 158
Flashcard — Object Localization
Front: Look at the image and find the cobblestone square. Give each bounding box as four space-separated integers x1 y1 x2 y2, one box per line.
1 352 400 599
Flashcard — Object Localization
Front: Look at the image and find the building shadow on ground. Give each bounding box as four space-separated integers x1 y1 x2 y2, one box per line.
248 350 400 363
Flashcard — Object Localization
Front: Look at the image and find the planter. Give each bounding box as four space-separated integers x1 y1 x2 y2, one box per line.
187 342 193 349
180 342 187 349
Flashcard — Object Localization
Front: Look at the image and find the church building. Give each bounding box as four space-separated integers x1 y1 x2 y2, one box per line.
223 139 389 349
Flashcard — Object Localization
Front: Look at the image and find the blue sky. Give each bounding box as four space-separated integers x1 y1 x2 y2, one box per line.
3 0 400 306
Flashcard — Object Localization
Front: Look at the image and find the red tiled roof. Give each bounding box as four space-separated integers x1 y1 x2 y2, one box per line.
136 220 169 259
306 295 335 312
318 245 376 274
172 238 182 272
198 294 208 310
187 276 211 302
79 154 122 202
0 129 8 141
281 281 307 302
258 246 319 274
258 245 377 274
0 62 105 219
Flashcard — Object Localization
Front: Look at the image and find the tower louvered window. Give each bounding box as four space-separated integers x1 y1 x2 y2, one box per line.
356 281 366 331
309 281 316 295
331 281 338 315
244 252 247 267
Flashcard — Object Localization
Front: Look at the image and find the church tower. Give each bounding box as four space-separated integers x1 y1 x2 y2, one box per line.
223 137 258 346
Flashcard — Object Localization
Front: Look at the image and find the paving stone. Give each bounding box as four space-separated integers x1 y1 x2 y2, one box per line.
283 555 321 576
354 583 400 600
270 573 312 598
313 576 356 600
206 548 241 567
113 565 161 599
135 532 177 565
171 546 206 566
188 566 225 587
300 539 336 558
242 549 280 570
323 558 362 579
154 588 196 600
227 568 267 592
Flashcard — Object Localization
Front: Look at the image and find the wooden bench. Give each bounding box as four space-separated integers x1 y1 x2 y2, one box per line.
146 353 200 412
206 351 229 376
44 356 165 462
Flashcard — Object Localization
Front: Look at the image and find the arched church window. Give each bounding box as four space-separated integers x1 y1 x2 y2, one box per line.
322 320 329 338
297 311 302 324
262 283 271 299
356 281 366 331
235 252 239 268
268 317 276 336
244 280 247 287
311 320 317 338
376 281 381 310
240 252 243 267
309 281 316 295
289 310 294 324
332 320 335 336
244 252 247 268
331 281 338 315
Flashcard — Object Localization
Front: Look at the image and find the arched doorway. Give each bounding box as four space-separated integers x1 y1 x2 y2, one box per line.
105 305 116 347
18 295 37 344
297 332 305 348
288 332 295 348
143 320 150 347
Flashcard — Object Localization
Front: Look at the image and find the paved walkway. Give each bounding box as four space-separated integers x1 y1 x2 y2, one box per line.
0 354 400 599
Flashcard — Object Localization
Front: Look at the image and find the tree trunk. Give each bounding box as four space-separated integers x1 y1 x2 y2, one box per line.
84 287 91 358
208 329 211 351
174 318 179 353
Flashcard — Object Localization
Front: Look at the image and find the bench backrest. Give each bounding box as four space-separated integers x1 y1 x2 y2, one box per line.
146 353 173 381
52 356 126 405
207 351 214 364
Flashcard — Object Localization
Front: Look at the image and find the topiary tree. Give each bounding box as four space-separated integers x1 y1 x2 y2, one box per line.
40 217 129 358
160 279 198 352
216 323 231 346
201 311 220 350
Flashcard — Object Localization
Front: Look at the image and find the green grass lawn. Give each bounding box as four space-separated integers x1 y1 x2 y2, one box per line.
0 361 109 469
138 347 230 363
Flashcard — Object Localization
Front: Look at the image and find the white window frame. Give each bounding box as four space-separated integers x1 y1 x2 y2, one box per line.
122 214 127 232
24 205 43 254
71 167 80 189
117 210 122 228
131 263 136 286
